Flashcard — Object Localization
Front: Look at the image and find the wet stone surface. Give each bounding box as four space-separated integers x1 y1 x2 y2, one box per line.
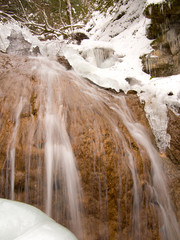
0 53 179 240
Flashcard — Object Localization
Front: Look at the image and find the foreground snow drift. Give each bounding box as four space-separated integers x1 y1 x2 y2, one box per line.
0 199 77 240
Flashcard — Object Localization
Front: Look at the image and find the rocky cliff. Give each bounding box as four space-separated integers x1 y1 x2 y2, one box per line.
142 0 180 77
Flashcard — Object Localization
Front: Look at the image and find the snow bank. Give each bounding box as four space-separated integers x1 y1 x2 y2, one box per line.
63 44 129 92
0 22 40 53
0 198 77 240
64 0 151 92
0 22 64 57
64 0 180 151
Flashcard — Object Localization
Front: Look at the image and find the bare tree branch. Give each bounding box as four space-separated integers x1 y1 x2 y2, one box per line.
58 0 66 27
66 0 73 33
0 1 86 39
17 0 30 21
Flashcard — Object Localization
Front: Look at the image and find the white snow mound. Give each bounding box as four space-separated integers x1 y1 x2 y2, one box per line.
0 198 78 240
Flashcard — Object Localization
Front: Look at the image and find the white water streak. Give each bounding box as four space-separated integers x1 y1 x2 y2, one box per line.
112 96 180 240
7 98 23 200
33 58 83 237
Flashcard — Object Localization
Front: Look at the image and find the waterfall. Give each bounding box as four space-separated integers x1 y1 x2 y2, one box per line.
6 98 23 200
0 53 179 240
31 58 84 238
81 47 115 68
110 96 180 239
0 56 83 239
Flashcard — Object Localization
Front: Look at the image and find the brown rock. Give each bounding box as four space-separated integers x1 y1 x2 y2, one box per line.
142 0 180 77
166 109 180 165
0 53 179 240
57 55 72 70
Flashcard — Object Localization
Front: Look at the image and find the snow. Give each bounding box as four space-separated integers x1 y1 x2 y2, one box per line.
63 0 180 151
0 22 40 53
65 0 152 91
139 76 180 150
63 44 129 92
0 22 64 57
146 0 166 5
0 198 77 240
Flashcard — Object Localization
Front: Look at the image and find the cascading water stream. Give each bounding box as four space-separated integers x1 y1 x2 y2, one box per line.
0 53 179 240
110 96 180 239
31 58 83 238
6 98 23 200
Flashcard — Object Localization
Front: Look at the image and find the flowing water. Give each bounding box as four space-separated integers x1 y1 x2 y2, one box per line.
0 53 179 240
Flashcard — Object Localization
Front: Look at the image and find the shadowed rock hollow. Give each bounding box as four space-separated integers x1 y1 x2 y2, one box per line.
0 53 179 240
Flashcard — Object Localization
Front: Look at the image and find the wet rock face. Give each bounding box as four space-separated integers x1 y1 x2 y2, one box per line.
142 0 180 77
70 94 160 240
0 53 179 240
166 109 180 165
164 109 180 222
57 56 72 70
